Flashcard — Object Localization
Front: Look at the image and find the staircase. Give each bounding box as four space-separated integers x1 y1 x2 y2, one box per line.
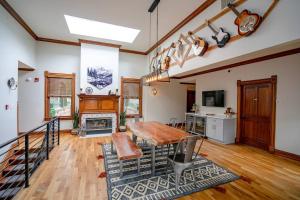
0 118 60 200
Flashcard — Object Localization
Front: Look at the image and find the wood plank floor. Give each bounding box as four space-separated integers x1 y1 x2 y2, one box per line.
14 133 300 200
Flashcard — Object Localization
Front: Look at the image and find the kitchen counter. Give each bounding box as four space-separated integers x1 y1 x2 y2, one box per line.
185 112 236 120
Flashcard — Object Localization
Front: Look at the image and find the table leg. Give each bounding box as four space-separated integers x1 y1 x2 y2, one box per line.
151 145 156 176
132 134 137 144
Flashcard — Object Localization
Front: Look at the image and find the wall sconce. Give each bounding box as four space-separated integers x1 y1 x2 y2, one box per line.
7 77 17 90
152 88 158 96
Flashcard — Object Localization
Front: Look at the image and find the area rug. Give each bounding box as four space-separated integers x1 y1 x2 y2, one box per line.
102 143 239 200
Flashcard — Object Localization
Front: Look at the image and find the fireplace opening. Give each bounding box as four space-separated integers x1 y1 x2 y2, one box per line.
85 117 113 135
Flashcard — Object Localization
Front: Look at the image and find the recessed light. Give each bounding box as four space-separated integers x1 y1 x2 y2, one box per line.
64 15 140 43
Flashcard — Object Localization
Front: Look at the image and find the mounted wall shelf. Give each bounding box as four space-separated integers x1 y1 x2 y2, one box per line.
149 0 279 70
18 61 35 71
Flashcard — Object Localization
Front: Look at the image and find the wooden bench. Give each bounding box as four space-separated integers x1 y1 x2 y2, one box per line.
111 132 143 177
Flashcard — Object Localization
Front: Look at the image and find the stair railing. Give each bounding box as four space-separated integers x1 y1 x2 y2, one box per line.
0 117 60 200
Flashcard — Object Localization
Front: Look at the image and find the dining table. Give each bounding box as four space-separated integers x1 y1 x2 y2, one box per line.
127 121 190 175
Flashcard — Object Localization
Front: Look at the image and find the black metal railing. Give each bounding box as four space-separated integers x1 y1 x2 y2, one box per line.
0 117 60 200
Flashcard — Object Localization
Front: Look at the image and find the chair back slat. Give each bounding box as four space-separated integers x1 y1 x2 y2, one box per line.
174 135 204 163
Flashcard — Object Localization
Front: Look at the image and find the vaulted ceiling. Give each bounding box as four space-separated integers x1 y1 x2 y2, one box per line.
9 0 206 52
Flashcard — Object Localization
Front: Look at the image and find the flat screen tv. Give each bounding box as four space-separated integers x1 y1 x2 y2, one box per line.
202 90 225 107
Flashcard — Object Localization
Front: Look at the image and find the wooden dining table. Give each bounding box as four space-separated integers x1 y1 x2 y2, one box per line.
127 121 190 175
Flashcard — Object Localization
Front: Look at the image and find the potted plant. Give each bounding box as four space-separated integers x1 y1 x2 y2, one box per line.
119 111 127 132
71 108 80 135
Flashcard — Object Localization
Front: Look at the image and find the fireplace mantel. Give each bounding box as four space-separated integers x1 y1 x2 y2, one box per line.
78 94 120 130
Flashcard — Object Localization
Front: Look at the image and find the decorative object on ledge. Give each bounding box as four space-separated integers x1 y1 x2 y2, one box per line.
85 86 93 94
227 3 262 36
191 103 199 113
224 107 236 117
147 0 278 70
187 31 208 56
206 19 230 48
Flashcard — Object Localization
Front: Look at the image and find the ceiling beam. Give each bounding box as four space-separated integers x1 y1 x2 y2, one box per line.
79 39 121 49
173 47 300 79
1 0 215 56
145 0 216 54
0 0 38 40
37 37 80 46
119 49 147 55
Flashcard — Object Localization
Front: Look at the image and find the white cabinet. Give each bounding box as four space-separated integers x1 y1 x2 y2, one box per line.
206 117 236 144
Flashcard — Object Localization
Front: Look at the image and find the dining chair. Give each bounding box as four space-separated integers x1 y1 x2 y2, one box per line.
180 120 186 130
165 135 205 191
169 118 179 128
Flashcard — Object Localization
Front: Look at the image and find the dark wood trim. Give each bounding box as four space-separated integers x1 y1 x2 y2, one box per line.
145 0 216 54
0 0 38 40
236 80 242 144
174 48 300 79
180 82 196 85
119 48 147 55
44 71 76 121
79 39 121 49
37 37 80 46
18 67 35 71
120 77 143 118
236 76 277 153
274 149 300 162
1 0 216 56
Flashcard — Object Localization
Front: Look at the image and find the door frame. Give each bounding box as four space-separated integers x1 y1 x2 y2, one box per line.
236 75 277 152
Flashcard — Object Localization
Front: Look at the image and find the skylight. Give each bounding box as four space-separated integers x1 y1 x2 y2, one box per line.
64 15 140 43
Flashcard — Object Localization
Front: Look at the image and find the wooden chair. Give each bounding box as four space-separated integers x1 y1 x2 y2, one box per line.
111 132 143 177
165 135 205 191
169 118 179 128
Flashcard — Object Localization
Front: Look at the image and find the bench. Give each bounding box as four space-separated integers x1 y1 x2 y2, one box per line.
111 132 143 177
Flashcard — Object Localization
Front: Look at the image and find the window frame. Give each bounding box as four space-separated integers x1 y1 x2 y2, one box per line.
44 71 75 121
120 77 143 118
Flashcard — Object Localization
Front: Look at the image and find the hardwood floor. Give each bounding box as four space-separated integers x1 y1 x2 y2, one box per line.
14 133 300 200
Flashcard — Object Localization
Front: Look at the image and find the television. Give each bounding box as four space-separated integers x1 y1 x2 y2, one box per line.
202 90 225 107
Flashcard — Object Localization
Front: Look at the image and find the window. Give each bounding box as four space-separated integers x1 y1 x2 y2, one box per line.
44 71 75 120
121 77 143 118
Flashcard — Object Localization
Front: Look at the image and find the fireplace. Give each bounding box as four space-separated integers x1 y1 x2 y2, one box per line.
85 117 112 134
78 94 119 136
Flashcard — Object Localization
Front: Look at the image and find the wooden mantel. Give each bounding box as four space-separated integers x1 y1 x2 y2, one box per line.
78 94 120 127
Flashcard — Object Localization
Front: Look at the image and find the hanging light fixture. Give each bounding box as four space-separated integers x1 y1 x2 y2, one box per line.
142 0 170 86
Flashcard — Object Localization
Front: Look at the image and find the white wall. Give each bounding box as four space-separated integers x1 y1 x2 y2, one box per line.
119 53 147 79
148 0 300 77
18 44 152 131
0 7 36 145
143 81 187 124
194 53 300 155
18 42 80 132
80 44 119 94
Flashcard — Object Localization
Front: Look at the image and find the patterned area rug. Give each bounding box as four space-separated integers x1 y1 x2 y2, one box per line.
102 143 239 200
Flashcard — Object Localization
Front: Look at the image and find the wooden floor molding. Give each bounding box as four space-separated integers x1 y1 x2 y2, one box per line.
13 134 300 200
275 149 300 162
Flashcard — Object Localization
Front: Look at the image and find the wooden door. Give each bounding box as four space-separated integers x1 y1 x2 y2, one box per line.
186 90 195 112
237 76 277 152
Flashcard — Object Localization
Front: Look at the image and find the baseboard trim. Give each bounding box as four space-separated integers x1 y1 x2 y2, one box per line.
274 149 300 162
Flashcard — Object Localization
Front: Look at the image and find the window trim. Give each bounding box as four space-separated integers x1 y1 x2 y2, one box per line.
120 77 143 118
44 71 75 121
